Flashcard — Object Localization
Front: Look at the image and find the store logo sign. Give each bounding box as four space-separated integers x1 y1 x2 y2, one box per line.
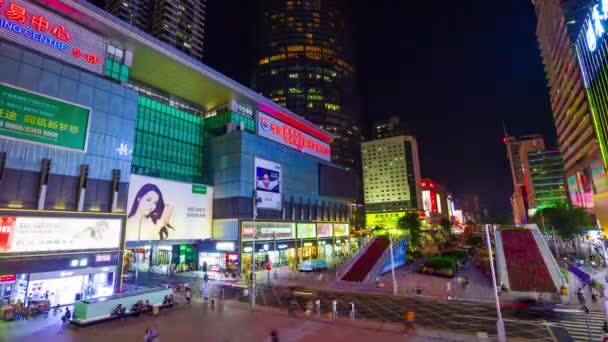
586 1 608 52
95 254 111 262
216 242 234 251
0 0 106 74
116 143 132 156
260 118 270 131
0 274 16 282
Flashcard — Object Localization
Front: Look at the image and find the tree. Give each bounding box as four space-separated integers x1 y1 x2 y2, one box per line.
439 218 452 234
371 225 409 295
535 204 593 239
398 212 423 249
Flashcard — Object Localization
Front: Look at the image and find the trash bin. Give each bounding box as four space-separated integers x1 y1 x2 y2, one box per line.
152 305 159 315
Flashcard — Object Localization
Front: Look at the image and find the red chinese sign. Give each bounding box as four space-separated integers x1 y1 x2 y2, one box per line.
0 0 106 74
0 274 16 282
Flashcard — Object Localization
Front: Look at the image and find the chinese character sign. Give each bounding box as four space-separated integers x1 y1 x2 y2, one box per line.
586 1 608 52
0 0 106 74
0 84 90 150
365 212 406 229
0 216 122 253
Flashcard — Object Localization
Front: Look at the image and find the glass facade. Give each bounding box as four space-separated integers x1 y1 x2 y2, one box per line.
131 96 204 183
528 150 568 210
205 111 255 135
104 58 130 82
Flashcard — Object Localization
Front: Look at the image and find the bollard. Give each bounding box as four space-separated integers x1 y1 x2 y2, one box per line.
349 302 355 319
332 300 337 319
315 299 321 318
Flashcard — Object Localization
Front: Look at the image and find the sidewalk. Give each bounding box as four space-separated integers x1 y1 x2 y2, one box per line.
0 295 480 342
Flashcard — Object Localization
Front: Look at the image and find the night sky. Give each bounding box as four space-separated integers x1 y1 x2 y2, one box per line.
204 0 557 220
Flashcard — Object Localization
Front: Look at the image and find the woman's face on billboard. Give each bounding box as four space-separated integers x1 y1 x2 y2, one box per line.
139 191 159 216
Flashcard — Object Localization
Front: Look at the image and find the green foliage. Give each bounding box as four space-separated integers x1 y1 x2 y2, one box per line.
439 218 451 233
466 236 483 246
424 255 458 269
442 249 468 260
535 204 593 239
397 212 423 247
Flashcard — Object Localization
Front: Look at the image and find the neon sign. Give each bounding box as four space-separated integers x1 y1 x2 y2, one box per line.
586 0 608 52
258 112 331 161
0 0 106 74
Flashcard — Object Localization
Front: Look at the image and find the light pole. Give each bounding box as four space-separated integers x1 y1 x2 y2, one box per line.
251 190 258 309
389 235 397 295
135 215 144 288
485 225 506 342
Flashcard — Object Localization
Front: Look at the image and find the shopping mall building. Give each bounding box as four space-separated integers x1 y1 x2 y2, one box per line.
0 0 357 305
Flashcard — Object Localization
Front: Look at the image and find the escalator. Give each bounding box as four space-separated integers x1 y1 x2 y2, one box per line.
341 237 390 282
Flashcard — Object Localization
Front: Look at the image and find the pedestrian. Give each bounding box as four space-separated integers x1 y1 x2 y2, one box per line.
61 307 71 324
204 272 209 283
186 289 191 304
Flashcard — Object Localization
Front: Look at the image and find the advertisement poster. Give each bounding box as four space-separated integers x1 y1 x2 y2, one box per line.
0 216 121 253
296 223 316 239
422 190 432 213
242 222 295 241
568 175 582 207
255 157 282 210
316 223 333 238
126 175 213 241
334 224 349 237
378 240 407 276
0 84 90 151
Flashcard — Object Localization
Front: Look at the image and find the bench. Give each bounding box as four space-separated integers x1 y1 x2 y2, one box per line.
70 303 175 326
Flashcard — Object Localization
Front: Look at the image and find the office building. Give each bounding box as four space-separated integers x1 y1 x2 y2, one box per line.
531 0 600 198
0 0 357 304
458 193 482 223
420 178 452 227
574 0 608 231
527 149 568 213
361 136 422 228
504 134 545 224
252 0 360 171
373 117 409 139
104 0 206 61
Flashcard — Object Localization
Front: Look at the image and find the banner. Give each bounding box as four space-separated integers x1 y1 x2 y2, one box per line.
0 216 121 253
316 223 333 238
255 157 282 210
334 223 349 237
242 222 295 241
0 84 90 151
126 175 213 241
296 223 316 239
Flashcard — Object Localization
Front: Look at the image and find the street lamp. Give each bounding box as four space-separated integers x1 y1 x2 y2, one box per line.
485 225 506 342
251 189 258 310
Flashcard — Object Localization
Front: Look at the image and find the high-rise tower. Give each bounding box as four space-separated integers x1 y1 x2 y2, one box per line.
252 0 360 172
104 0 206 61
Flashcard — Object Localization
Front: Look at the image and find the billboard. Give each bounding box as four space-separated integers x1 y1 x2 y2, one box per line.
0 216 121 253
0 84 90 151
258 112 331 161
436 194 442 214
422 190 432 212
334 223 349 237
366 211 406 229
255 157 282 210
316 223 333 238
242 222 295 241
296 223 316 239
0 0 106 75
126 175 213 241
591 159 608 194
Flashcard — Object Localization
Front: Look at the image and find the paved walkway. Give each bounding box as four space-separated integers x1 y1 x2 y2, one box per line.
0 295 477 342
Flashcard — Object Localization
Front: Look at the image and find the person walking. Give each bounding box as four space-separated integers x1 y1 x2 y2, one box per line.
186 289 191 304
267 330 279 342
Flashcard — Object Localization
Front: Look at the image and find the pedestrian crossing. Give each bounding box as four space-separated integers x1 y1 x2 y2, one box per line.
559 311 606 341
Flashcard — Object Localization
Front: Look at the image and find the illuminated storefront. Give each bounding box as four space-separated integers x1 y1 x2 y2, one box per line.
239 221 350 272
0 210 124 306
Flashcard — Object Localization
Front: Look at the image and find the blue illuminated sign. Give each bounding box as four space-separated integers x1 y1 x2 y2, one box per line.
586 0 608 52
0 19 67 51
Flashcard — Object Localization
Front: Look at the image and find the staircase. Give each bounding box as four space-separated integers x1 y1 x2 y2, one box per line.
499 228 558 292
341 237 390 282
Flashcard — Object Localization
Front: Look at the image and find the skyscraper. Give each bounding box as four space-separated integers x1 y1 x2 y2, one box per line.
104 0 206 61
531 0 600 206
252 0 360 171
504 134 545 224
373 117 409 140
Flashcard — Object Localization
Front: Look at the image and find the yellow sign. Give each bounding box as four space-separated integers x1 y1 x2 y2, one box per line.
366 212 407 229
